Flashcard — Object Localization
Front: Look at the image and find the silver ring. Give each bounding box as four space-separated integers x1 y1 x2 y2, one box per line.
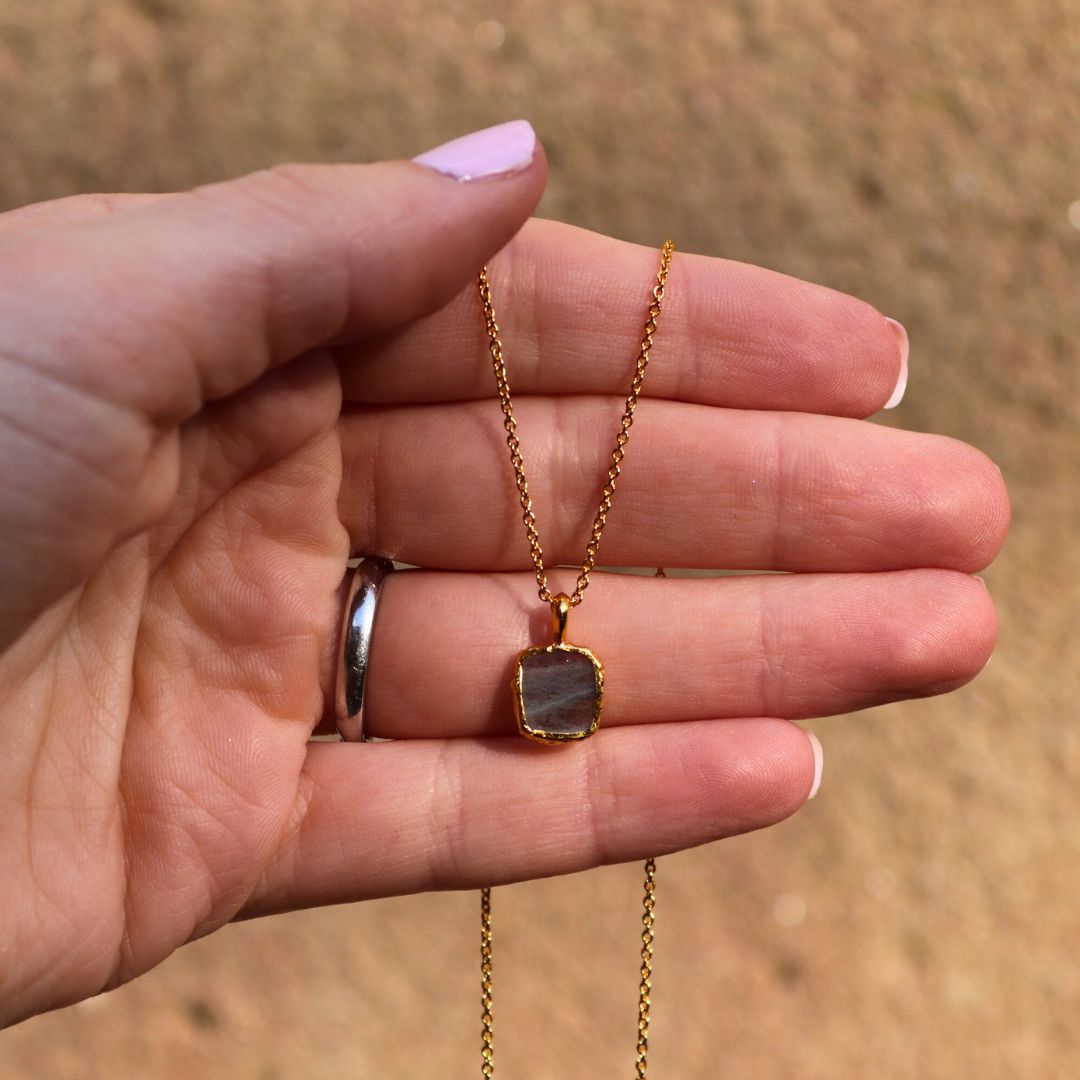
335 557 394 742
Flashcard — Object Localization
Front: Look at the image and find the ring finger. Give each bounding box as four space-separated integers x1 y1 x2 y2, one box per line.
355 567 996 739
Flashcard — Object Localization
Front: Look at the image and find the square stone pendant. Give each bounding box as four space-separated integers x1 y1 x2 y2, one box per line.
512 640 604 745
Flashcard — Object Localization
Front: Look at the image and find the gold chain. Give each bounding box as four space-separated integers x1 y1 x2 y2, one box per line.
478 239 675 608
636 857 658 1077
481 887 494 1078
478 861 660 1079
476 244 674 1077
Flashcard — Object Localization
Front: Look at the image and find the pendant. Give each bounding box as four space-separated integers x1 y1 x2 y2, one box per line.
511 593 604 744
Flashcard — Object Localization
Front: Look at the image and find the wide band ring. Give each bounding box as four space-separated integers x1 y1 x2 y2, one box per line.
335 557 394 742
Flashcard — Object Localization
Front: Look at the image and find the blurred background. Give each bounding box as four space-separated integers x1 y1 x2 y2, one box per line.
1 1 1077 1077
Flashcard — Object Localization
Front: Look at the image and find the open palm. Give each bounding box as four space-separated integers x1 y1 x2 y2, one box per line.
0 136 1008 1028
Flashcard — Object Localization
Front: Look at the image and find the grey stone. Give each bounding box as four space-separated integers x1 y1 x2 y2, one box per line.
517 647 601 739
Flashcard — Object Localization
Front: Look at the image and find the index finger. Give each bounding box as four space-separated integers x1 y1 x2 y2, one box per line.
339 219 909 418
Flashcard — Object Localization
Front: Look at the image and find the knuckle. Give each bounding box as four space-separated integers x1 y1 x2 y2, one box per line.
226 162 329 218
188 163 353 358
188 163 344 252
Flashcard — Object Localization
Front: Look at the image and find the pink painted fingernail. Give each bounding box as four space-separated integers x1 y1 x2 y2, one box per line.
412 120 537 181
883 317 910 409
807 732 824 799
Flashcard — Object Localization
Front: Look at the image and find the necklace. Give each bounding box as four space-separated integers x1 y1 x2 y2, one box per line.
477 240 676 1077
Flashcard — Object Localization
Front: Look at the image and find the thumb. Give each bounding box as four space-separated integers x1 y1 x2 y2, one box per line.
0 119 545 425
0 121 544 646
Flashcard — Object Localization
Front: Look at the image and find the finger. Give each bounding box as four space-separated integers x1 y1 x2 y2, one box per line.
340 398 1010 574
0 125 545 426
337 218 907 417
0 122 545 644
243 717 818 915
349 568 996 740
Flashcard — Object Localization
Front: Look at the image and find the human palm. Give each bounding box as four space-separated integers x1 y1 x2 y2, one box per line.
0 139 1007 1028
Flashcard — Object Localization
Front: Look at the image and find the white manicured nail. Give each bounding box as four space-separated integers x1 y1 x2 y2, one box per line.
883 317 909 409
807 732 824 799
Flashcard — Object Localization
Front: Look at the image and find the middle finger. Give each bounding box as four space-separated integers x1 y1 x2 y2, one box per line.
339 397 1007 573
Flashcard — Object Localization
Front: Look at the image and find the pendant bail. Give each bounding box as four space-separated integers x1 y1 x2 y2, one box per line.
550 593 571 645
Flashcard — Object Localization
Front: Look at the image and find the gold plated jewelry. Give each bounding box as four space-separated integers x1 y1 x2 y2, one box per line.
510 595 604 743
476 244 675 1076
479 239 675 744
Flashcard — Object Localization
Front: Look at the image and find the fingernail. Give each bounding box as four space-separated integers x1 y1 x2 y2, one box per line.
807 732 824 799
882 317 909 409
412 120 537 181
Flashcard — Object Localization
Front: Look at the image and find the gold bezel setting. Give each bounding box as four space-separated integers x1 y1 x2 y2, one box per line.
511 642 604 745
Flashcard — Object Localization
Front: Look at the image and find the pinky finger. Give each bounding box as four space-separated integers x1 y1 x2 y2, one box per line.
242 718 821 917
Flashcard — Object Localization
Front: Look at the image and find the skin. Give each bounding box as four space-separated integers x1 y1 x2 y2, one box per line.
0 143 1009 1028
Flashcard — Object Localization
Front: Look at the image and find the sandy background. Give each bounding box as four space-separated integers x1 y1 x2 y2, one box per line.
1 1 1077 1077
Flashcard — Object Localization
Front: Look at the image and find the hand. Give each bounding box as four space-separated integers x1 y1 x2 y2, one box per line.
0 123 1008 1026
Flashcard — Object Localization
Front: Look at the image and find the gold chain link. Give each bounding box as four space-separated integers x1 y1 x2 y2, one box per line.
476 245 674 1077
480 887 494 1077
636 857 658 1078
478 862 660 1078
478 239 675 608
